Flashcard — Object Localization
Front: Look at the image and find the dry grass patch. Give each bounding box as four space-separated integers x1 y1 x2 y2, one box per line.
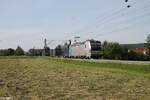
0 57 150 100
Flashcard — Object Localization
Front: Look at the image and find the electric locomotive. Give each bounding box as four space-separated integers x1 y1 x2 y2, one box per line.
64 39 103 59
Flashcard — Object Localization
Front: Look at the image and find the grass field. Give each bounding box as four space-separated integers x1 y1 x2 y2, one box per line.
0 57 150 100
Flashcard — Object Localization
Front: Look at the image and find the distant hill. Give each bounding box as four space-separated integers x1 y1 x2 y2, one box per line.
120 43 146 50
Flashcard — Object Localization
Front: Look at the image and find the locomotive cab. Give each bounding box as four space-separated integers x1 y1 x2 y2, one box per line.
87 40 103 58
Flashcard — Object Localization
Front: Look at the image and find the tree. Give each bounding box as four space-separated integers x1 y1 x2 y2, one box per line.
14 46 24 56
136 52 147 61
146 34 150 60
102 40 108 48
0 48 15 56
103 42 122 60
127 50 138 61
7 48 15 56
120 45 131 60
0 49 6 56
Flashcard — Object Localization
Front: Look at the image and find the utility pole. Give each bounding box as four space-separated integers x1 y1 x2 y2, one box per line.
44 38 47 48
44 38 47 56
43 35 55 56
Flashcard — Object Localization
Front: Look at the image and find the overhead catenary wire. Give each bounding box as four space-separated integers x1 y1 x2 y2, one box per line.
92 12 150 39
84 4 150 39
61 0 137 40
62 8 127 40
61 5 128 39
79 1 144 38
83 3 150 40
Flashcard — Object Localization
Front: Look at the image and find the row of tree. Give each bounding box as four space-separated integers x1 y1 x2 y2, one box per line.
0 46 24 56
27 45 63 57
27 46 62 56
103 41 148 61
27 47 51 56
102 34 150 61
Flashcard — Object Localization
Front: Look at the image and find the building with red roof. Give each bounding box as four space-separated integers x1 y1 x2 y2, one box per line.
133 48 147 55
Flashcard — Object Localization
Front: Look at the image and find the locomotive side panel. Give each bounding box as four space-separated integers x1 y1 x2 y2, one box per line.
69 46 73 57
84 41 91 58
79 44 83 57
72 46 77 57
80 43 87 57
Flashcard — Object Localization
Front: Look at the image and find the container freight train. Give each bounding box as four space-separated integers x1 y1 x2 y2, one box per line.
64 39 103 59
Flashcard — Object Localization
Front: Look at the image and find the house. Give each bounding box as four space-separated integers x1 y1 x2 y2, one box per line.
133 48 147 55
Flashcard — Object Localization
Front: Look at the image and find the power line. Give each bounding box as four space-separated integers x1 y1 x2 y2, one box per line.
92 12 150 39
79 1 141 36
81 1 150 39
85 5 150 39
60 0 137 40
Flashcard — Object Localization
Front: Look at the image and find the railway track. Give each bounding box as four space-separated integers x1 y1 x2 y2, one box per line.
60 58 150 65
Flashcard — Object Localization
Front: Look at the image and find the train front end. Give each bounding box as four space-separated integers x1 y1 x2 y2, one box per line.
88 40 103 58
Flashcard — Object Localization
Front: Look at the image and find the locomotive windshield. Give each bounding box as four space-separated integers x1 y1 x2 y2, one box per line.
90 41 101 50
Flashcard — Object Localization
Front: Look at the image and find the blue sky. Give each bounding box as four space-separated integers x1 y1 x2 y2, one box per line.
0 0 150 50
